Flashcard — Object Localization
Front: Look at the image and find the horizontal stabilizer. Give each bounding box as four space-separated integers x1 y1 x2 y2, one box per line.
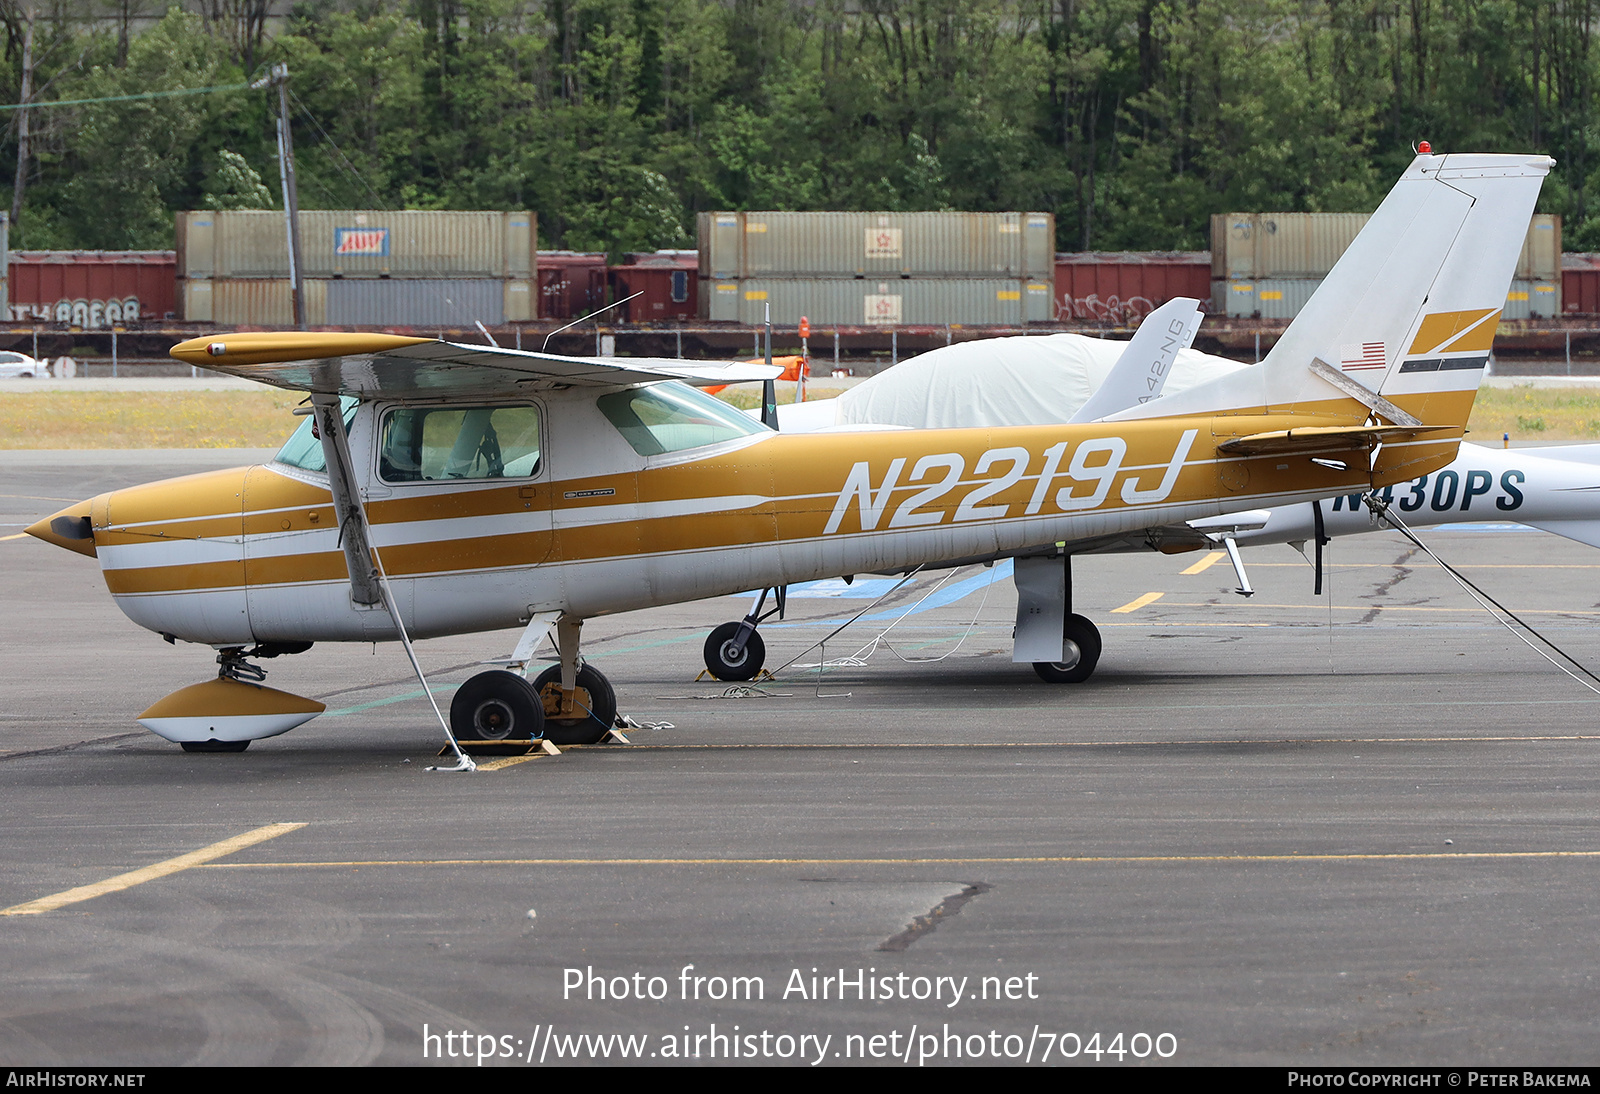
1521 519 1600 550
1217 424 1433 457
1188 510 1273 533
1514 444 1600 467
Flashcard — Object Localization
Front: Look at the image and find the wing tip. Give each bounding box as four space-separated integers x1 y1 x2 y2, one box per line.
171 331 435 368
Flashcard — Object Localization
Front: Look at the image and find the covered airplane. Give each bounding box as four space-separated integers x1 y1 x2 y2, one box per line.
27 150 1552 758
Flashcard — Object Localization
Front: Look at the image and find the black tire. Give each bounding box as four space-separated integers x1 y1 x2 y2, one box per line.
181 739 251 753
703 621 765 682
1032 614 1102 683
532 664 617 745
450 670 545 743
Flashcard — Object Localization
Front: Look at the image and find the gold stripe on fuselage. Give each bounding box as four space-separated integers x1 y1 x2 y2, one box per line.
93 403 1403 598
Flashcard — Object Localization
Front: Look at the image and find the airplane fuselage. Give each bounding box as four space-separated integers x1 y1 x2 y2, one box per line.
71 389 1396 649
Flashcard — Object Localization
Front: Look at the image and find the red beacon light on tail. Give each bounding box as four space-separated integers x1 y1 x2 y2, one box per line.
1418 140 1432 154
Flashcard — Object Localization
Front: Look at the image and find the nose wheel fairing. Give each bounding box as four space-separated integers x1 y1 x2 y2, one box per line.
137 676 325 745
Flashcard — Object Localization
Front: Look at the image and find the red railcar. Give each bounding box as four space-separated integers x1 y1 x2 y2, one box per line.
610 250 698 322
9 250 177 323
1054 251 1211 324
1563 253 1600 316
537 251 608 320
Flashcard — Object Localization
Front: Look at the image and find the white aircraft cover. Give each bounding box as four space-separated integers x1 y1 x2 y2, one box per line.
826 333 1249 430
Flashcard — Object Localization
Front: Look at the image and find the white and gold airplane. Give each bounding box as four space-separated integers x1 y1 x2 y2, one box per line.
27 151 1552 756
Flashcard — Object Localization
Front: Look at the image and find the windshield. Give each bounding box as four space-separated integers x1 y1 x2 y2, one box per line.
273 397 359 473
597 382 768 457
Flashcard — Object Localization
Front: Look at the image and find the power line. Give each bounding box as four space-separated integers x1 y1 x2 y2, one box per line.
0 82 249 112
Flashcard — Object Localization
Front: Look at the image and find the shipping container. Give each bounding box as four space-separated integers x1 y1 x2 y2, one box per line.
177 210 535 279
698 211 1055 279
1210 213 1370 279
1211 212 1560 281
1502 279 1561 320
1563 253 1600 315
1520 217 1562 281
701 278 1054 325
326 279 515 326
8 251 175 323
1217 276 1558 321
611 250 697 321
180 277 528 327
1054 251 1211 323
180 278 326 326
1212 278 1321 319
537 251 608 320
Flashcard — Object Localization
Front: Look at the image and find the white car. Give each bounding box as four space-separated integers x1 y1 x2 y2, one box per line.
0 350 44 378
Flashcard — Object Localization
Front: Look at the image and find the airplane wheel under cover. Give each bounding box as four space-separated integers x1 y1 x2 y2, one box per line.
704 622 765 682
533 664 617 745
180 739 251 753
1033 614 1102 684
451 670 545 742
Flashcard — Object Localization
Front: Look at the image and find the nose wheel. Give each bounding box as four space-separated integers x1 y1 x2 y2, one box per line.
181 739 251 753
702 586 785 681
704 622 766 682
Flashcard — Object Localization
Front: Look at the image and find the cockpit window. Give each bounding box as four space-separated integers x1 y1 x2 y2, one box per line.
378 404 542 483
597 382 768 457
273 397 358 473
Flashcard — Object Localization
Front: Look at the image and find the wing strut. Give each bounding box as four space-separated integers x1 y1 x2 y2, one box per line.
311 393 476 773
312 395 381 606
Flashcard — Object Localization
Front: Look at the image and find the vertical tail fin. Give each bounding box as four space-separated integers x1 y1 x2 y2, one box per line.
1276 153 1552 414
1070 296 1202 423
1111 152 1553 447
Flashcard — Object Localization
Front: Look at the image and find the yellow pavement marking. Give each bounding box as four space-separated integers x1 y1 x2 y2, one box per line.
0 533 28 541
1162 600 1596 615
476 754 544 771
1181 551 1226 575
1 822 306 916
1253 562 1600 569
201 849 1600 869
1111 591 1164 613
406 734 1600 757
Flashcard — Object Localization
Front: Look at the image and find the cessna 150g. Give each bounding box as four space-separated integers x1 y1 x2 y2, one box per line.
27 150 1552 755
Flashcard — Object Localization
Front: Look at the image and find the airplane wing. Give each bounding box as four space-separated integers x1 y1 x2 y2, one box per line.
169 332 784 397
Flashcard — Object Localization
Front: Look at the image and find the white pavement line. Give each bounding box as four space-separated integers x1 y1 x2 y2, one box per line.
1 822 307 916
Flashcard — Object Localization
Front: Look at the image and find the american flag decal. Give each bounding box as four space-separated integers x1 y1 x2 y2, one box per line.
1340 342 1387 372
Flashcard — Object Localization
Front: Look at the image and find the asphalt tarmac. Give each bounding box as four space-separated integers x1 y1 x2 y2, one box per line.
3 450 1600 1067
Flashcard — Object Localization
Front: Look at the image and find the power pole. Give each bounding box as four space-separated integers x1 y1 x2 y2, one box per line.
10 5 35 235
252 63 304 330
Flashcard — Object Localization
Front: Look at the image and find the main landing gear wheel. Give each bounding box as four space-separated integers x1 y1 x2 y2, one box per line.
180 739 251 753
533 664 617 745
1033 614 1102 684
450 670 545 751
703 622 766 682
